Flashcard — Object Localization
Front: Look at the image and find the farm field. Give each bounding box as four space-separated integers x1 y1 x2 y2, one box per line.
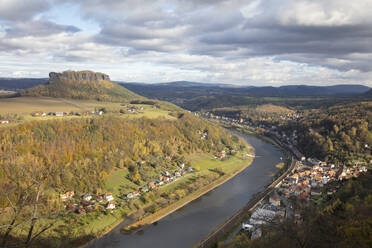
0 96 175 120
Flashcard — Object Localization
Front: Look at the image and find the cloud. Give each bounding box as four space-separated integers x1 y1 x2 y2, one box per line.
0 0 52 21
0 0 372 86
5 19 80 37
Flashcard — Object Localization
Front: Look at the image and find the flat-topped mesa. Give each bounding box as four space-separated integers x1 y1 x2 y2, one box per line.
49 70 110 83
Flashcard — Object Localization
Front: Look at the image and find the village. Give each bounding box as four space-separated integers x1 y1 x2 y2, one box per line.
240 156 369 240
0 104 151 125
197 111 370 240
60 162 196 215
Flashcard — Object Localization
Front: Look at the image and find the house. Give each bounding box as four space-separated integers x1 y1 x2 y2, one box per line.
141 186 149 193
104 192 114 201
127 193 134 199
82 193 92 201
269 195 281 206
162 177 170 183
0 120 9 124
65 204 75 212
81 200 91 206
55 112 64 117
241 223 254 231
298 192 309 200
215 153 226 159
61 191 75 201
155 180 164 186
106 201 115 209
96 195 103 202
148 182 156 189
163 171 170 177
133 191 140 197
76 206 86 215
311 188 322 196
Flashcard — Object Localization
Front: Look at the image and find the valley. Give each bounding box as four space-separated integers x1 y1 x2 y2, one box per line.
0 71 254 248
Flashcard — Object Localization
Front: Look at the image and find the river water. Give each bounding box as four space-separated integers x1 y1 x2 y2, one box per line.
89 132 282 248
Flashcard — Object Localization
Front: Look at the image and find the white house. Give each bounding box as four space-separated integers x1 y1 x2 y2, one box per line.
82 194 92 201
104 192 114 201
241 223 254 231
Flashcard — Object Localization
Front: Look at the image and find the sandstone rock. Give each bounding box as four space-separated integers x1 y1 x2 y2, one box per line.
49 70 110 83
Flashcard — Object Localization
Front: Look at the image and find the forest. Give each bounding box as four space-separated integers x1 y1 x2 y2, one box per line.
206 100 372 165
287 101 372 165
0 113 240 247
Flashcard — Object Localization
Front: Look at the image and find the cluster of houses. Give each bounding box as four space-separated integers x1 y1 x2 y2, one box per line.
61 191 116 214
278 157 368 202
197 129 208 140
126 164 194 199
214 150 226 160
120 104 144 114
241 158 369 240
241 196 286 240
199 111 303 126
31 110 105 117
60 163 196 215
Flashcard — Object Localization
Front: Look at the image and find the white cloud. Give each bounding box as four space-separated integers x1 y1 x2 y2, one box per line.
0 0 372 86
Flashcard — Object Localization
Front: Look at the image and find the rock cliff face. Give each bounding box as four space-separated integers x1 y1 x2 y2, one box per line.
22 70 142 101
49 70 110 83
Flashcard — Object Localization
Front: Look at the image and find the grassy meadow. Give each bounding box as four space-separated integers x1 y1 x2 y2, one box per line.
0 96 175 121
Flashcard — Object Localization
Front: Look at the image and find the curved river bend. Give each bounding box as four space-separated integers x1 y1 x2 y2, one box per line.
89 132 283 248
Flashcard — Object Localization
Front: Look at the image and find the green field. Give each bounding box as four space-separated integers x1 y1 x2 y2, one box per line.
0 96 175 121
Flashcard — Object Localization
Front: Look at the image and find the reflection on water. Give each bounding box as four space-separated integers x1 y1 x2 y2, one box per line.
89 133 282 248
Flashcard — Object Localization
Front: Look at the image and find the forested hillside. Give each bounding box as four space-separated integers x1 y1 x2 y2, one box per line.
21 71 141 102
0 113 241 247
293 102 372 164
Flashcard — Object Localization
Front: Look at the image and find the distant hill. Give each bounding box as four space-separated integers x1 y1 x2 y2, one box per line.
246 84 370 97
157 81 241 88
121 82 370 105
364 89 372 96
22 70 142 102
0 78 48 90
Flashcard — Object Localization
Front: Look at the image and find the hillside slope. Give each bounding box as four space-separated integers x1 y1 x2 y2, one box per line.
21 70 142 102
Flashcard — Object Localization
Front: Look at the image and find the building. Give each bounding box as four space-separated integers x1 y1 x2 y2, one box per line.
106 201 115 209
0 120 9 124
269 195 281 206
61 191 75 201
104 192 114 201
241 223 254 231
82 193 92 201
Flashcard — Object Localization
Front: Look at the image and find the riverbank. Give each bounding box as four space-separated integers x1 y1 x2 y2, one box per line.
194 128 296 248
83 138 254 247
123 149 254 232
86 131 283 248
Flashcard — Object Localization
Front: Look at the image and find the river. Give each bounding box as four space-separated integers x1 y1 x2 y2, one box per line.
89 132 283 248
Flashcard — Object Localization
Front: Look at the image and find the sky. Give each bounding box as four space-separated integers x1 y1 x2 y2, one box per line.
0 0 372 86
